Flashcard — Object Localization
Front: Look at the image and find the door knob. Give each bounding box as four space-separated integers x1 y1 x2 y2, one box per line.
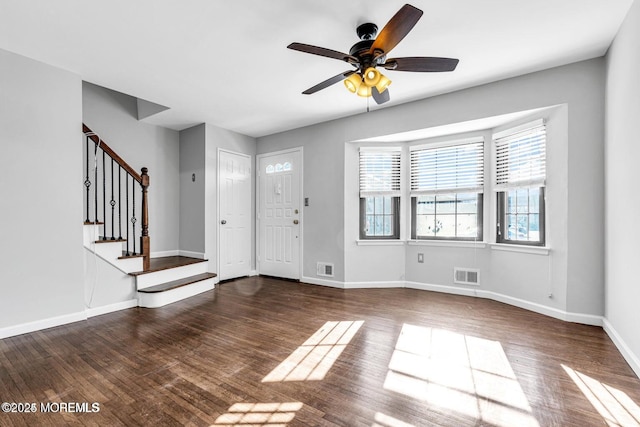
293 219 299 224
221 220 227 225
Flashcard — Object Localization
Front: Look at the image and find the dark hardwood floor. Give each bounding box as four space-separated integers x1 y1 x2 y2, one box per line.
1 277 639 426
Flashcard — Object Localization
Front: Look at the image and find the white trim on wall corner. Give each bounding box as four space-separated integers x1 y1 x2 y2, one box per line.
86 299 138 318
249 270 258 277
603 319 640 379
0 311 87 340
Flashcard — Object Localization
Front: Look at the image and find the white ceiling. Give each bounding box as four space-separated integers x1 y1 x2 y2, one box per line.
0 0 634 138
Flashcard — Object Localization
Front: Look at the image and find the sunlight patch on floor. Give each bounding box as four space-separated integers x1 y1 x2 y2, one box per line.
262 320 364 382
372 411 416 427
383 324 539 427
211 402 303 426
562 364 640 427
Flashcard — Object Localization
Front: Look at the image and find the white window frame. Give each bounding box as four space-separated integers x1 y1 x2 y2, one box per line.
409 137 485 241
493 119 547 246
359 147 402 240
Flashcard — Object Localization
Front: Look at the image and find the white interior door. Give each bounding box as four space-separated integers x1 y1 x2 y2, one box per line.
258 148 302 280
219 150 251 280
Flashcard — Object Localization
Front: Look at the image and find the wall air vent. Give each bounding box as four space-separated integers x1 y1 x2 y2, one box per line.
454 267 480 285
317 262 334 277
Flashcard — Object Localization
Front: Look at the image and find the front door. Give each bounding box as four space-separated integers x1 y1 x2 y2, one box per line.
219 150 251 280
257 148 302 280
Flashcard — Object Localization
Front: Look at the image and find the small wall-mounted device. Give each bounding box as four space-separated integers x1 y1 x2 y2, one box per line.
192 173 196 182
305 197 309 206
418 253 424 263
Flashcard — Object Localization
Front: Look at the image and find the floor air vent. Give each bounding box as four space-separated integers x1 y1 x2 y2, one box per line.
317 262 334 277
454 267 480 285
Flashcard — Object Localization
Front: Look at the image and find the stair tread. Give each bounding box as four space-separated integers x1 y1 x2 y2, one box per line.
118 252 144 259
129 256 207 276
84 221 105 225
95 238 127 244
138 273 217 293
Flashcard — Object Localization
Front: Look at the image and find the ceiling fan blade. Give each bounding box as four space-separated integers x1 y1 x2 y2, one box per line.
302 70 356 95
383 57 459 72
288 42 358 64
370 4 423 56
372 86 390 105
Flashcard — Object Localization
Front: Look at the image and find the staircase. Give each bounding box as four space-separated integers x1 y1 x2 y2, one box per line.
82 124 216 308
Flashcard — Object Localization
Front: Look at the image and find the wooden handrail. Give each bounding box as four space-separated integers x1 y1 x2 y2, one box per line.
83 123 151 270
83 124 142 183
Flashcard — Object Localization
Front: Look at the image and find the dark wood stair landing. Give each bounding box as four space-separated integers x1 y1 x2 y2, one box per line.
129 256 207 276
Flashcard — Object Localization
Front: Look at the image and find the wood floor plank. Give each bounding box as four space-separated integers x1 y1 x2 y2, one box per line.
1 276 639 426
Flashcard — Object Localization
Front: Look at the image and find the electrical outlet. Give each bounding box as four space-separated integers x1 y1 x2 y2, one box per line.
418 253 424 263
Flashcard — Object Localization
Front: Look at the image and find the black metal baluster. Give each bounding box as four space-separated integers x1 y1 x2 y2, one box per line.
102 151 106 240
132 181 137 255
94 145 98 225
84 136 91 223
110 158 116 240
125 175 130 256
118 166 122 240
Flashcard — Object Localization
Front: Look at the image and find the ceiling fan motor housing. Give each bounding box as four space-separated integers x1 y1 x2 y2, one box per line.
356 22 378 40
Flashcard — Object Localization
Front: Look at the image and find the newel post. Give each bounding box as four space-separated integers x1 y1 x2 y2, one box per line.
140 167 151 271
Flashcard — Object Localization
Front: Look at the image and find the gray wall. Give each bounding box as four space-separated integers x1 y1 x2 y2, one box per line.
179 124 206 254
605 0 640 374
258 58 605 320
82 82 180 254
179 123 257 270
0 49 84 330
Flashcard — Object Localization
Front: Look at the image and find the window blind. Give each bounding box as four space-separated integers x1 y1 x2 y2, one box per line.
494 120 546 190
359 148 401 197
410 140 484 195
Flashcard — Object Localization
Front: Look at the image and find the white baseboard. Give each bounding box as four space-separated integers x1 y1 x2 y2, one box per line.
86 299 138 318
151 250 180 258
406 281 482 297
0 311 87 340
301 277 604 328
344 280 405 289
178 250 206 259
249 270 258 277
603 318 640 379
480 290 603 326
301 276 345 289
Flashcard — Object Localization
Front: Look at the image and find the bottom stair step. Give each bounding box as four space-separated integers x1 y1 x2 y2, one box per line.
138 273 217 293
137 273 217 308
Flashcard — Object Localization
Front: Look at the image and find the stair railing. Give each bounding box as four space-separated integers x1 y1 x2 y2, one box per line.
83 124 150 271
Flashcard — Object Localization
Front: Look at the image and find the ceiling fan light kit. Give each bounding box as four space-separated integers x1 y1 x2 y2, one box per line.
287 3 459 105
344 73 362 93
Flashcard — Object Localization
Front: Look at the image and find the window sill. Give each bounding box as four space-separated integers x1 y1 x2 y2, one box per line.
407 240 487 249
490 243 550 255
356 240 405 246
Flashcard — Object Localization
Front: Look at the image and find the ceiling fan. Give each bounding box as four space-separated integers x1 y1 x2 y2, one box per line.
287 4 459 105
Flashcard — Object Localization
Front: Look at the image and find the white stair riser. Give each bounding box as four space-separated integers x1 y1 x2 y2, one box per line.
137 279 215 308
136 262 209 289
83 224 101 247
84 225 143 273
115 257 144 273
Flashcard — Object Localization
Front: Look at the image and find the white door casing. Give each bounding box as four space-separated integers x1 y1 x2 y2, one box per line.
219 150 252 280
257 148 302 280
